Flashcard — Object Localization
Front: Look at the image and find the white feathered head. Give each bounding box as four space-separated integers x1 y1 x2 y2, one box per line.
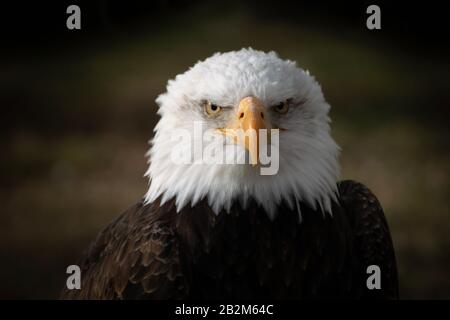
145 48 340 219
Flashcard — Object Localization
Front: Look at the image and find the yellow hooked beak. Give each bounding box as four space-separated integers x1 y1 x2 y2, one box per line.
219 96 270 166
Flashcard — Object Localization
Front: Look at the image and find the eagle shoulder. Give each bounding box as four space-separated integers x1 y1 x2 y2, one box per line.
337 180 399 299
60 200 188 299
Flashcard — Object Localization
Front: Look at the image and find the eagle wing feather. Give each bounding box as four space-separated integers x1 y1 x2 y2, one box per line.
60 201 188 299
338 180 399 299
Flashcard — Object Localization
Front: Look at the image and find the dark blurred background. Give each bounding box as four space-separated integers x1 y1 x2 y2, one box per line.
0 0 449 299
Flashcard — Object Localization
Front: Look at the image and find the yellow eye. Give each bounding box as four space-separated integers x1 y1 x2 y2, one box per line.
204 101 222 116
273 101 289 114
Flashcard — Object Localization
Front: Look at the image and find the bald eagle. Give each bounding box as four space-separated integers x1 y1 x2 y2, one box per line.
61 49 398 299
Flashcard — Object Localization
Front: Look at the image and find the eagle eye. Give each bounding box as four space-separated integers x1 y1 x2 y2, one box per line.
204 101 222 116
273 100 290 114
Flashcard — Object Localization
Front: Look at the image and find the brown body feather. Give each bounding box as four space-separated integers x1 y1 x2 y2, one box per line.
61 180 398 299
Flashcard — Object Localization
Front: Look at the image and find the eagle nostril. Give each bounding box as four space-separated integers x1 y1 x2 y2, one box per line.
239 112 245 119
260 112 264 119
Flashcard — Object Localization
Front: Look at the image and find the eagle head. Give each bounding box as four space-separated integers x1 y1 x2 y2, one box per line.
144 48 340 219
